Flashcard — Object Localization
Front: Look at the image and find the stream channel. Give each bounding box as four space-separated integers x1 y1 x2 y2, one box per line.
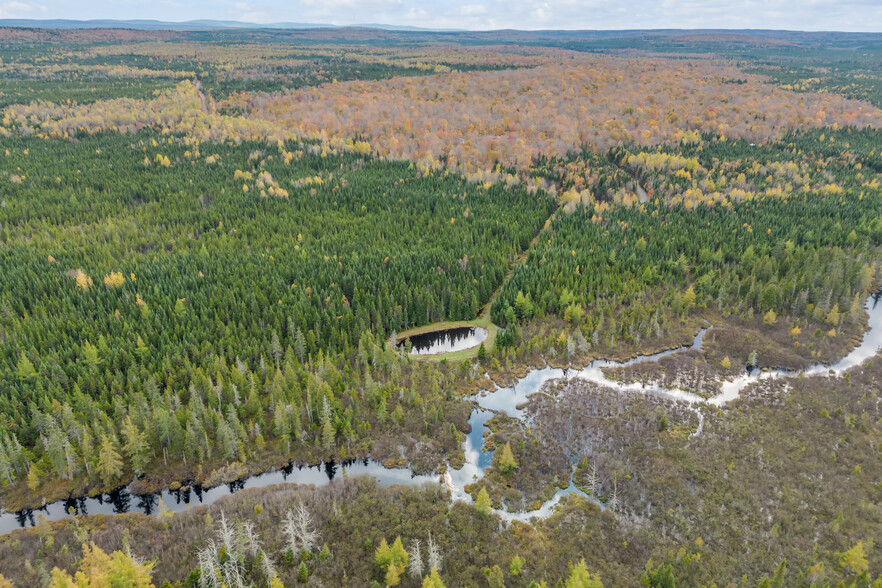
2 291 880 534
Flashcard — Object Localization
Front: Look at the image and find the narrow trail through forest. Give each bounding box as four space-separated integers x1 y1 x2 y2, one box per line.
193 78 210 114
395 204 558 356
478 159 650 325
478 208 558 322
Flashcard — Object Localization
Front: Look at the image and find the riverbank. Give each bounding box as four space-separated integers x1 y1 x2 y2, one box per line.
4 300 881 585
3 291 879 533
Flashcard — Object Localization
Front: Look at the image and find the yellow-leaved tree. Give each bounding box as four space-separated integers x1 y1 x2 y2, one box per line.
49 543 154 587
422 568 446 588
375 536 409 587
565 559 604 587
840 541 869 576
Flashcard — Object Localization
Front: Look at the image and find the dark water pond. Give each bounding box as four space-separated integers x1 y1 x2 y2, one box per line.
3 291 879 534
404 327 488 355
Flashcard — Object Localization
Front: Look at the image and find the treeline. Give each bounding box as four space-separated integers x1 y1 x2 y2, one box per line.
493 130 882 349
0 38 540 107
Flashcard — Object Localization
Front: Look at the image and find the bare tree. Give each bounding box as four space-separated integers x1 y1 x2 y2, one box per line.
427 532 443 573
609 478 620 514
197 539 222 588
584 461 600 496
197 511 275 588
282 499 321 556
260 550 278 584
408 539 424 579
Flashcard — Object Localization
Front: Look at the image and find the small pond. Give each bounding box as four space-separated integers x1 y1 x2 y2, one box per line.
3 291 879 534
404 326 488 355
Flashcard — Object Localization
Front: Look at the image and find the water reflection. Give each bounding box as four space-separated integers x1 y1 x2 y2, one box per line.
2 292 880 534
0 459 442 534
405 327 488 355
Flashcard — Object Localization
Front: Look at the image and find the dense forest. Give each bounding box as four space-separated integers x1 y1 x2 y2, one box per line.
0 130 553 508
0 26 881 587
493 129 882 349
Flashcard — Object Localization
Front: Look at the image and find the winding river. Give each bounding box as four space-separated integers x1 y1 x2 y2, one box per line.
1 291 880 534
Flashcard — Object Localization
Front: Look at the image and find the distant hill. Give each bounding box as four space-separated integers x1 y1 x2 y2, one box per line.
1 21 880 48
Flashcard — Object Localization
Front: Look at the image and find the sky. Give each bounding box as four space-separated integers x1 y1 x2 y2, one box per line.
1 0 881 32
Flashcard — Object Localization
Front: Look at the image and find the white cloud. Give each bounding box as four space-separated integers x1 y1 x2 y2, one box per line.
230 0 271 22
529 2 550 22
292 0 403 23
0 1 37 17
458 3 487 16
406 7 427 17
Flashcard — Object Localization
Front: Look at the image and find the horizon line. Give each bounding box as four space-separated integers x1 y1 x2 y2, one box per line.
1 19 882 35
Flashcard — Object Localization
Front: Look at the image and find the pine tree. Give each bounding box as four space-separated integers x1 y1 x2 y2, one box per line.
826 303 841 326
376 536 409 586
121 416 149 475
294 328 307 363
423 568 446 588
97 435 124 486
321 397 335 450
496 441 518 473
271 331 283 366
82 340 101 371
565 559 604 587
0 443 12 483
475 487 492 515
16 352 36 380
26 465 40 491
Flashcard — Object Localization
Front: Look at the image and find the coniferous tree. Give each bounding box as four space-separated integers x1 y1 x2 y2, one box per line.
97 435 124 486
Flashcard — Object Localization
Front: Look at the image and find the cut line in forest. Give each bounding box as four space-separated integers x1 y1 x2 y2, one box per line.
392 204 559 361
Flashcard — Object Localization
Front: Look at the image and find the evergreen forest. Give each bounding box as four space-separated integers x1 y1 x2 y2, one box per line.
0 25 881 588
